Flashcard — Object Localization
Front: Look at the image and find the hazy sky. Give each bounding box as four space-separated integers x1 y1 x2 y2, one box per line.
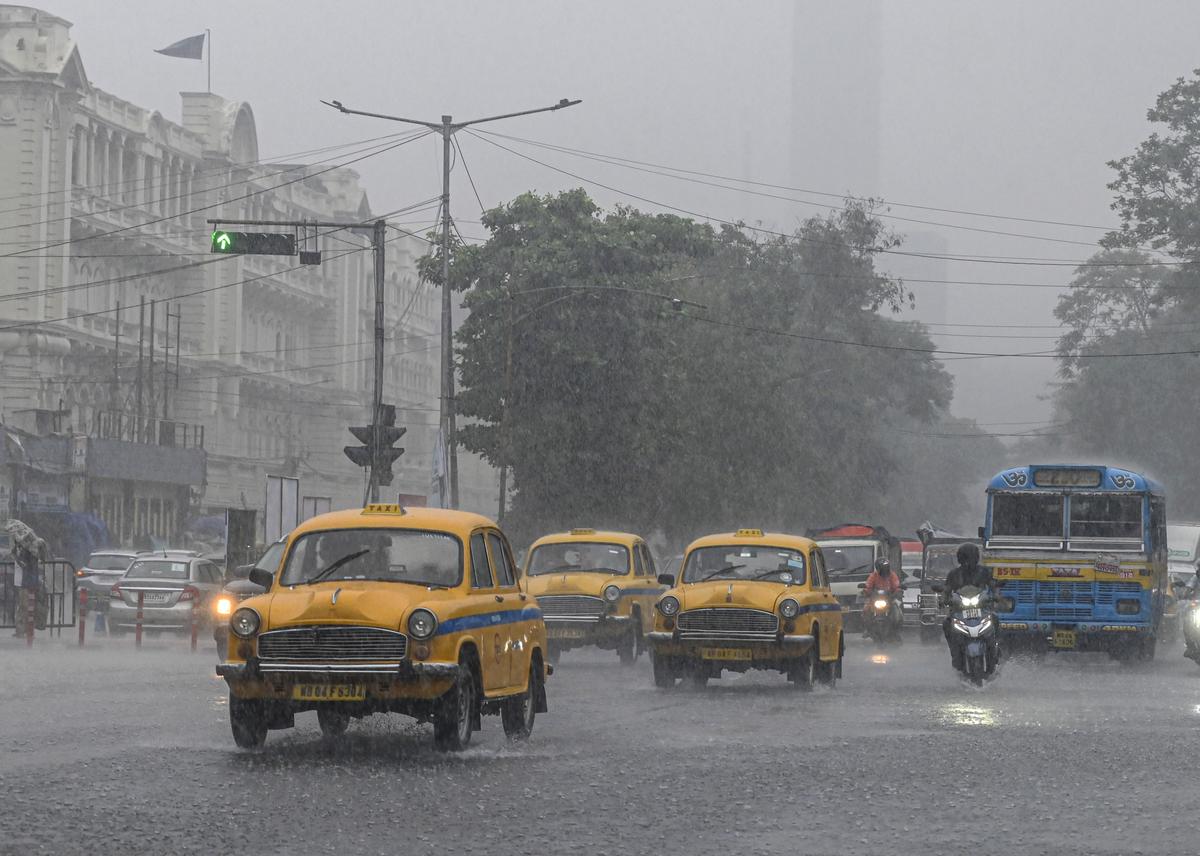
42 0 1200 430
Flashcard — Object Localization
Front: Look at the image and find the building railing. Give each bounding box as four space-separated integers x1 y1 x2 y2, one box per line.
93 410 204 449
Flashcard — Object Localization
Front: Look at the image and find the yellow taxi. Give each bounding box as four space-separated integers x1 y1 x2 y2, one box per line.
647 529 844 689
215 504 549 751
522 529 665 664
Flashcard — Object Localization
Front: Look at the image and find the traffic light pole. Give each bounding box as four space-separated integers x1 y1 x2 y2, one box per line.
208 216 391 502
321 97 581 509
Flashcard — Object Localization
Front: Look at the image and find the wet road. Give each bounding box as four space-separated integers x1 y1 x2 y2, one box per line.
1 633 1198 856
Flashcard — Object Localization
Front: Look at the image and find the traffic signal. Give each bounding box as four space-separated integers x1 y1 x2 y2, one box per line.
344 404 406 486
211 230 297 256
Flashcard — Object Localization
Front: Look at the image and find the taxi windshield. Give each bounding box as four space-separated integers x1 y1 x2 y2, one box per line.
527 542 630 576
279 528 462 587
924 545 961 582
681 545 806 584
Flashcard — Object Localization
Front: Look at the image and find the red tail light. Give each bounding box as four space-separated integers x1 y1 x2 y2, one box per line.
75 569 86 578
179 585 200 602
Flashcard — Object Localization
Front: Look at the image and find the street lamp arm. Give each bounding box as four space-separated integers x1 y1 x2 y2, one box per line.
459 98 582 130
320 100 441 131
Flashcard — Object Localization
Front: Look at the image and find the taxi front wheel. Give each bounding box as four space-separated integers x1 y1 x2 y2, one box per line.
434 657 478 751
229 694 267 749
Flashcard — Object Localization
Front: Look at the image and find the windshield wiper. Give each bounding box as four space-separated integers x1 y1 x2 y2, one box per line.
833 562 873 577
698 564 746 582
750 567 793 581
301 549 370 586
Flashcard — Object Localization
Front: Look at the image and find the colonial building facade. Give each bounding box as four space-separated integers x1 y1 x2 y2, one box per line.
0 5 496 548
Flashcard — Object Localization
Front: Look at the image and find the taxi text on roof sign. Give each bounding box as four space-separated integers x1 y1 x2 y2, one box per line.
363 503 405 514
569 528 596 535
734 528 764 538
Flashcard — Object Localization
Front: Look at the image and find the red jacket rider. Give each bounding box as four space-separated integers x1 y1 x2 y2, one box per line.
863 558 901 596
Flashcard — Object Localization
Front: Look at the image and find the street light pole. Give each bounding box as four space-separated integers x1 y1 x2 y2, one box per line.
321 97 581 509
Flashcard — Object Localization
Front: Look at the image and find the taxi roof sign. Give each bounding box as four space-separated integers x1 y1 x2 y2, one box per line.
569 528 597 535
734 528 764 538
363 503 405 515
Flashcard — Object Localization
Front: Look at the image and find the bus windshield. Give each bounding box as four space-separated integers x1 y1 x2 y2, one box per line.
1069 495 1143 540
991 493 1064 539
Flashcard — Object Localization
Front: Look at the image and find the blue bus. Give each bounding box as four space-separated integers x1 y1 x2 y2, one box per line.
982 464 1167 660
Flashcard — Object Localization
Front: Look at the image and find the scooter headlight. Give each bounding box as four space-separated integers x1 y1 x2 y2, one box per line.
873 598 888 610
959 593 982 608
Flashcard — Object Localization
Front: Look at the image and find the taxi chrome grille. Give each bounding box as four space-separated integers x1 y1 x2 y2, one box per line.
257 626 408 662
676 608 779 641
537 595 605 621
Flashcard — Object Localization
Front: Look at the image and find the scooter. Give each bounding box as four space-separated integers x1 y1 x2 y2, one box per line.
935 583 1000 686
859 584 903 645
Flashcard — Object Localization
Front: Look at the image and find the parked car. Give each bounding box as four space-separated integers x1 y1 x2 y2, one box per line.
212 539 284 659
108 554 225 636
75 551 139 617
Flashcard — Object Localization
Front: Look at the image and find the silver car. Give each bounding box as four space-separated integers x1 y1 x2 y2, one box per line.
109 555 225 635
75 551 139 613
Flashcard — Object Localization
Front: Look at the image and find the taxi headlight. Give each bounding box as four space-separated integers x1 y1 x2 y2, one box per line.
229 608 260 639
779 598 800 619
215 596 233 617
603 585 621 603
407 608 438 640
657 595 680 617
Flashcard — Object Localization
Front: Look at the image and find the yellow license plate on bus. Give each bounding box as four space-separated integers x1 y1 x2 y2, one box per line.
291 684 366 702
1052 630 1077 649
548 627 588 639
700 647 753 661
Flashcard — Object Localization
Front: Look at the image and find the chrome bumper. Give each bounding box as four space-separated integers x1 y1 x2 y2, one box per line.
646 631 814 646
216 660 461 679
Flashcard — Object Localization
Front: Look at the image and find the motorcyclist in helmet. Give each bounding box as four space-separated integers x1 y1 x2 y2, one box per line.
862 557 903 636
941 543 994 669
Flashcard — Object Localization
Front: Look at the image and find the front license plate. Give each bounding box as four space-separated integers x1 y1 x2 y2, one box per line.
700 647 753 661
291 684 366 702
548 627 588 639
1052 630 1077 649
961 608 982 619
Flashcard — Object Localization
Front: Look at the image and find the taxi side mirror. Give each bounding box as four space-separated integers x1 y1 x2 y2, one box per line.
657 573 675 586
248 567 274 589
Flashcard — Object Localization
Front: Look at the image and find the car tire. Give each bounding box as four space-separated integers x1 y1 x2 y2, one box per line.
317 708 350 738
651 651 676 689
788 650 815 690
815 632 840 688
433 657 477 752
685 664 709 690
229 694 267 749
501 661 538 741
617 621 637 666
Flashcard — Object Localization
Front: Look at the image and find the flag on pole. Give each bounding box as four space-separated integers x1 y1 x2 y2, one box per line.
430 424 448 509
154 33 206 60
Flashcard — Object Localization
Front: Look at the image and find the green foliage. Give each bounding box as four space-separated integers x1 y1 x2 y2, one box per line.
449 189 962 545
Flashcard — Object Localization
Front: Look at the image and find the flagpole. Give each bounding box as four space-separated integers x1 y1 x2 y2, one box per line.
206 29 211 93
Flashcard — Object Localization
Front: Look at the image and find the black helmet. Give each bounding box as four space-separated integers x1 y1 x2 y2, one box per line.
874 557 892 575
956 543 980 568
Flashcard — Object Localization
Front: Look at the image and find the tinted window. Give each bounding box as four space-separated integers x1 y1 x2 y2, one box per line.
682 545 806 584
87 554 134 572
991 494 1064 538
527 542 631 576
126 560 189 581
1069 495 1143 540
469 533 493 589
487 533 516 587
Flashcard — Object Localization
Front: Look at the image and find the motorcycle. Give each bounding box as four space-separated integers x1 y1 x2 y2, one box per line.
935 583 1000 686
859 584 903 645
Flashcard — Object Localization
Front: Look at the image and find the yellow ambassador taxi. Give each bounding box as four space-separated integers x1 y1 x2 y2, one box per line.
522 529 665 664
216 504 549 751
647 529 844 690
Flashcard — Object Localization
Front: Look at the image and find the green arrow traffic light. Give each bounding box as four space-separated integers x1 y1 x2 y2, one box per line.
212 231 233 252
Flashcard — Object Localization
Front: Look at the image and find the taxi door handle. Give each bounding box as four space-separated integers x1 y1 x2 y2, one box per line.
494 594 505 603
